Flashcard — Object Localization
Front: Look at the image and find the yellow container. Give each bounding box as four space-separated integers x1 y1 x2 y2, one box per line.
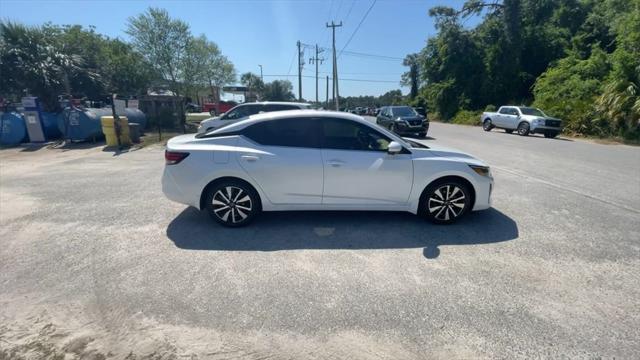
101 116 131 147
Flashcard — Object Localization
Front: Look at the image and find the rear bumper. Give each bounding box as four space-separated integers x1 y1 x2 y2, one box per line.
162 167 194 207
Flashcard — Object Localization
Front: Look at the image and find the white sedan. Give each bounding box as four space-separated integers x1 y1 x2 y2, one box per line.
162 110 493 226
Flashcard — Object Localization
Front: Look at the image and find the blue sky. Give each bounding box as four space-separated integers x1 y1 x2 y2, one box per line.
1 0 478 98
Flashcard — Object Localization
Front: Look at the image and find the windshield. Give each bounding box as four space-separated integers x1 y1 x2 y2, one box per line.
519 107 546 117
391 106 417 117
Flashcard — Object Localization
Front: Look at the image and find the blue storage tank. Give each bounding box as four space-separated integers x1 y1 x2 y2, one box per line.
41 112 62 139
0 112 28 145
124 108 147 129
57 107 147 141
57 107 112 141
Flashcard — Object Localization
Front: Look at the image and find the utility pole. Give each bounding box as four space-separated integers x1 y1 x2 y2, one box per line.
326 75 329 109
326 21 342 110
310 44 324 104
258 64 263 82
297 41 303 101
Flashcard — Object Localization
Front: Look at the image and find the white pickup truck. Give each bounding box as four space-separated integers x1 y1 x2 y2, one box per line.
481 106 562 138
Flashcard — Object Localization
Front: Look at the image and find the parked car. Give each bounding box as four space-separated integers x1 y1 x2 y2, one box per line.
376 106 429 138
202 100 237 116
481 106 562 138
413 107 426 116
197 101 311 133
184 103 201 113
163 110 493 226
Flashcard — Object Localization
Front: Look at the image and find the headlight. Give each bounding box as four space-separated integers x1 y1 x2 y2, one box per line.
534 119 544 125
469 165 491 177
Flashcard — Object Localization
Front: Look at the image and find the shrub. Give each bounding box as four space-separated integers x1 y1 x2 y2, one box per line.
451 110 482 126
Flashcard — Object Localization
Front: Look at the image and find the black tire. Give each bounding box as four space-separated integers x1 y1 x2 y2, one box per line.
483 119 494 131
205 180 260 227
544 131 558 138
505 129 514 134
517 122 530 136
421 179 472 224
417 132 427 138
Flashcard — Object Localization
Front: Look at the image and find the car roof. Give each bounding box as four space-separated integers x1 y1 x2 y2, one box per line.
207 110 372 134
238 101 311 107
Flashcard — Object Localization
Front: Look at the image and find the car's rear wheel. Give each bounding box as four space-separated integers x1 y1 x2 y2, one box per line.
422 180 472 224
205 180 259 227
483 119 493 131
505 129 514 134
544 131 558 138
517 122 530 136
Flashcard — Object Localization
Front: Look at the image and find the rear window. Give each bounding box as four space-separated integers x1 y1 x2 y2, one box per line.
263 104 299 112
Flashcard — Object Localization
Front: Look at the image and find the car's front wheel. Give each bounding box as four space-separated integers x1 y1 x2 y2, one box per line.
517 122 530 136
205 180 260 227
422 180 472 224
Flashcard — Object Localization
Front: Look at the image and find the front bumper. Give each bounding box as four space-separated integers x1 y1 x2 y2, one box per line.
395 122 429 135
530 125 561 134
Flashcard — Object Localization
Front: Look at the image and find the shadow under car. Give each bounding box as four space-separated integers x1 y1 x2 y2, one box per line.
167 207 518 259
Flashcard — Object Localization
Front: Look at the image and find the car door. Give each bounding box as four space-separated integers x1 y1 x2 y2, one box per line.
495 107 510 127
320 118 413 205
376 107 388 127
505 107 520 129
237 117 323 205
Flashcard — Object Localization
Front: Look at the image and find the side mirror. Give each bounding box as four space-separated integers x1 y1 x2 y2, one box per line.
388 141 402 155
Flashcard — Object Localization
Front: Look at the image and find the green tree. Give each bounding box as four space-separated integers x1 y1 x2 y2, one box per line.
533 47 611 134
126 7 191 130
401 53 419 99
0 22 101 110
262 80 295 101
240 72 265 99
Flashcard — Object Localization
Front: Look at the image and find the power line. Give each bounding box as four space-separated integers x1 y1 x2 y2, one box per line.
317 47 402 61
334 0 345 18
339 0 377 57
262 74 397 83
341 50 403 61
286 49 297 76
343 0 357 24
306 70 402 76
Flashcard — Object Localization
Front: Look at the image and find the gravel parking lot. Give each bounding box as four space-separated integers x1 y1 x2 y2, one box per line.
1 121 639 359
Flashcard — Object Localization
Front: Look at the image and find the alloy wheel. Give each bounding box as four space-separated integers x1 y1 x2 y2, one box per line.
427 185 466 221
211 186 253 224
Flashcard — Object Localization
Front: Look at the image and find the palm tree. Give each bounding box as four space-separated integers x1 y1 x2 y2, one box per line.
401 53 419 99
0 22 100 110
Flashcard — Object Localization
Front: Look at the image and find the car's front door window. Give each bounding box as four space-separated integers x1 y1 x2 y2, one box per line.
322 118 391 151
223 105 262 120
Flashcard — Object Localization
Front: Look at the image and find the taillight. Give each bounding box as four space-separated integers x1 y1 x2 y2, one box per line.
165 150 189 165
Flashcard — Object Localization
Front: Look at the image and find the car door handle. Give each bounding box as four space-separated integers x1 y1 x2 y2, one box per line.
241 155 260 162
327 159 345 167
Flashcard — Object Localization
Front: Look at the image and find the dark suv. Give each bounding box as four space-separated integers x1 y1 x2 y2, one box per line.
376 106 429 138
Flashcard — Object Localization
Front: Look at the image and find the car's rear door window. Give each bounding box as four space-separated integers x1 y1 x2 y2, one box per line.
243 118 320 148
263 104 299 112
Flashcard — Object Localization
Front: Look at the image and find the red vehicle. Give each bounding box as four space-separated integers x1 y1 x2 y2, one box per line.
203 100 237 116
